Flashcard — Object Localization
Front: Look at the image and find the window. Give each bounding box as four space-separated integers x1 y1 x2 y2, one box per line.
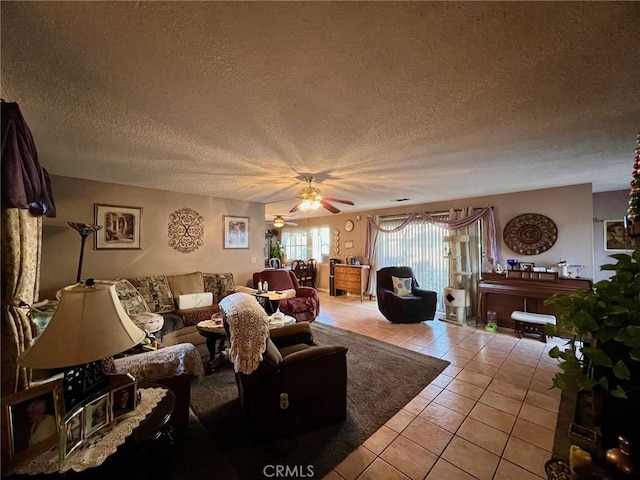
282 226 330 262
376 215 450 312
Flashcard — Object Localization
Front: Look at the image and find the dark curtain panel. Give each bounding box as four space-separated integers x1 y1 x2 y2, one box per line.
1 100 56 217
1 100 55 395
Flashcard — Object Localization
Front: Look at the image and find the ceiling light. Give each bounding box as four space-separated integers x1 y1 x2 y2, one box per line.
298 180 323 212
273 216 285 228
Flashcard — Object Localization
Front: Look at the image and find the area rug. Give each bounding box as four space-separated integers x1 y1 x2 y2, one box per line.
189 322 449 479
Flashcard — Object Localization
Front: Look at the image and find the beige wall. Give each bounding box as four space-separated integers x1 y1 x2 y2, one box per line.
40 176 265 299
278 184 595 291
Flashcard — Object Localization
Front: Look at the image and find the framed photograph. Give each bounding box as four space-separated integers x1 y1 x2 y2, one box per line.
111 383 137 420
60 405 84 463
94 204 143 250
519 262 534 271
223 215 249 249
1 379 63 472
344 240 354 249
82 393 109 438
604 219 637 251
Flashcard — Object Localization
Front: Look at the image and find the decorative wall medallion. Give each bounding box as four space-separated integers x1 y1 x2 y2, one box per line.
168 207 204 254
503 213 557 255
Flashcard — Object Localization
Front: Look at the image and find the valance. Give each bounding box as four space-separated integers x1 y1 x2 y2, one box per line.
1 100 56 217
366 207 497 264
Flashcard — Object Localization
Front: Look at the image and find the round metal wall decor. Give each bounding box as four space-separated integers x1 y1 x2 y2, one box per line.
503 213 558 255
168 207 204 254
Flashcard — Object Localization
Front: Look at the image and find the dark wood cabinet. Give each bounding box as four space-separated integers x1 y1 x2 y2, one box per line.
478 272 593 329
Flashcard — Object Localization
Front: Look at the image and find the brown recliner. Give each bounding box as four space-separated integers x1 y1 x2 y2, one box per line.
220 302 348 433
252 269 320 322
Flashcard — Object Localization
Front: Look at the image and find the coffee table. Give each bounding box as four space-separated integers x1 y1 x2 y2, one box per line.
267 314 296 328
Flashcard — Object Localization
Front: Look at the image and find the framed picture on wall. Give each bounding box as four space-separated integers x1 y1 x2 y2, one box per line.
94 204 143 250
223 215 249 249
604 219 636 251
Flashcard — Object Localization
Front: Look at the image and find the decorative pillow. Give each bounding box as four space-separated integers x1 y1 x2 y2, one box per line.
113 279 150 315
128 275 175 313
391 276 413 297
167 272 204 306
203 272 235 304
178 292 213 310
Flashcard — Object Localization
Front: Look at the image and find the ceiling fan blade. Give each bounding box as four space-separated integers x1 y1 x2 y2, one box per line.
285 221 298 226
321 200 341 214
323 197 355 206
289 203 300 213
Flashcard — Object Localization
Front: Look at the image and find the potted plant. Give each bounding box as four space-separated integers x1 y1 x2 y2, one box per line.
544 247 640 449
270 241 284 262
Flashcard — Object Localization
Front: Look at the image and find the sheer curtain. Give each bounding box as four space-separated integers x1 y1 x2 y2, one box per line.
366 207 495 318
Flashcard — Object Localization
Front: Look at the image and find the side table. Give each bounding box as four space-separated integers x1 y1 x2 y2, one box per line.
8 386 175 479
196 320 229 373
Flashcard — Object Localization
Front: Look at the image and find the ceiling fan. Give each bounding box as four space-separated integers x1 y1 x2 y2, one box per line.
271 215 298 228
289 176 354 214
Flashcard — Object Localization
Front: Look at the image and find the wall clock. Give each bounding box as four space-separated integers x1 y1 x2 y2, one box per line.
344 220 354 232
503 213 558 255
168 207 204 254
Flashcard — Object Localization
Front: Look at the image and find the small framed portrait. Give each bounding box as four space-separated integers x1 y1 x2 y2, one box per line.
94 204 143 250
60 406 84 462
604 220 636 251
83 393 109 438
111 383 137 420
1 379 64 473
223 215 249 249
519 262 534 272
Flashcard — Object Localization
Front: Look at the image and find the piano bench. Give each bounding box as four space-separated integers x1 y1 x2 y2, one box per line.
511 311 556 343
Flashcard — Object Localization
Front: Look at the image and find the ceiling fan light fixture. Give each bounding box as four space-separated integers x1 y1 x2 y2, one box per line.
273 216 285 228
298 182 323 211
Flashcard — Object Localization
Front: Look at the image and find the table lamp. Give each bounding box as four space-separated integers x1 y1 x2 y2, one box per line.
18 279 145 408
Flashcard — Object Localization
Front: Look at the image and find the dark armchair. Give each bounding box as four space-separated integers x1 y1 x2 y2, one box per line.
376 266 437 323
253 270 320 322
220 294 347 433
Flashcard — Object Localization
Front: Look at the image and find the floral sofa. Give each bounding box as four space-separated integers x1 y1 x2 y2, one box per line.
114 271 235 352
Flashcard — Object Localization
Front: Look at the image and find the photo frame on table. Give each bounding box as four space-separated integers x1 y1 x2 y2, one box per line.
60 405 84 463
94 204 143 250
1 379 64 473
82 393 110 438
223 215 249 249
110 382 137 421
604 219 636 251
519 262 534 271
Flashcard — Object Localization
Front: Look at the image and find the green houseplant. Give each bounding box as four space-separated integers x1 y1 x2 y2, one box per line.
544 248 640 399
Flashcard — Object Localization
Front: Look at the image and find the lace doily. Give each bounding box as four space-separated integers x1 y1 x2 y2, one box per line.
13 388 167 475
219 293 269 374
113 343 205 381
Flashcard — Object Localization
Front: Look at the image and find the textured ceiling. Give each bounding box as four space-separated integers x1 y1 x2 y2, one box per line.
1 2 639 220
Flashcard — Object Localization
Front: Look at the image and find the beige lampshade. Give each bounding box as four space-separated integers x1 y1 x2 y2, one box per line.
18 281 146 369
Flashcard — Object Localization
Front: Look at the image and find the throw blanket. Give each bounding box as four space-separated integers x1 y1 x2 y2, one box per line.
219 293 269 375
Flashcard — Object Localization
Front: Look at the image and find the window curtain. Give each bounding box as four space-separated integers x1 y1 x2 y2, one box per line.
364 215 381 296
1 100 56 396
365 206 496 306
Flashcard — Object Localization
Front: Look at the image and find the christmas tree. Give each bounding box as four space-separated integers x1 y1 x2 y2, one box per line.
627 131 640 225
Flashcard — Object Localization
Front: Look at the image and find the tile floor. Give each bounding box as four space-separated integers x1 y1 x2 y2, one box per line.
316 292 562 480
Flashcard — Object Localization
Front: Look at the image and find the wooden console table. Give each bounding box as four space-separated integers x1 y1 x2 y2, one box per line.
478 272 592 329
334 264 370 301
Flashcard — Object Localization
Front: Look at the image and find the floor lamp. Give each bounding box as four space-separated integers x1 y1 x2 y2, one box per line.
68 222 103 283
